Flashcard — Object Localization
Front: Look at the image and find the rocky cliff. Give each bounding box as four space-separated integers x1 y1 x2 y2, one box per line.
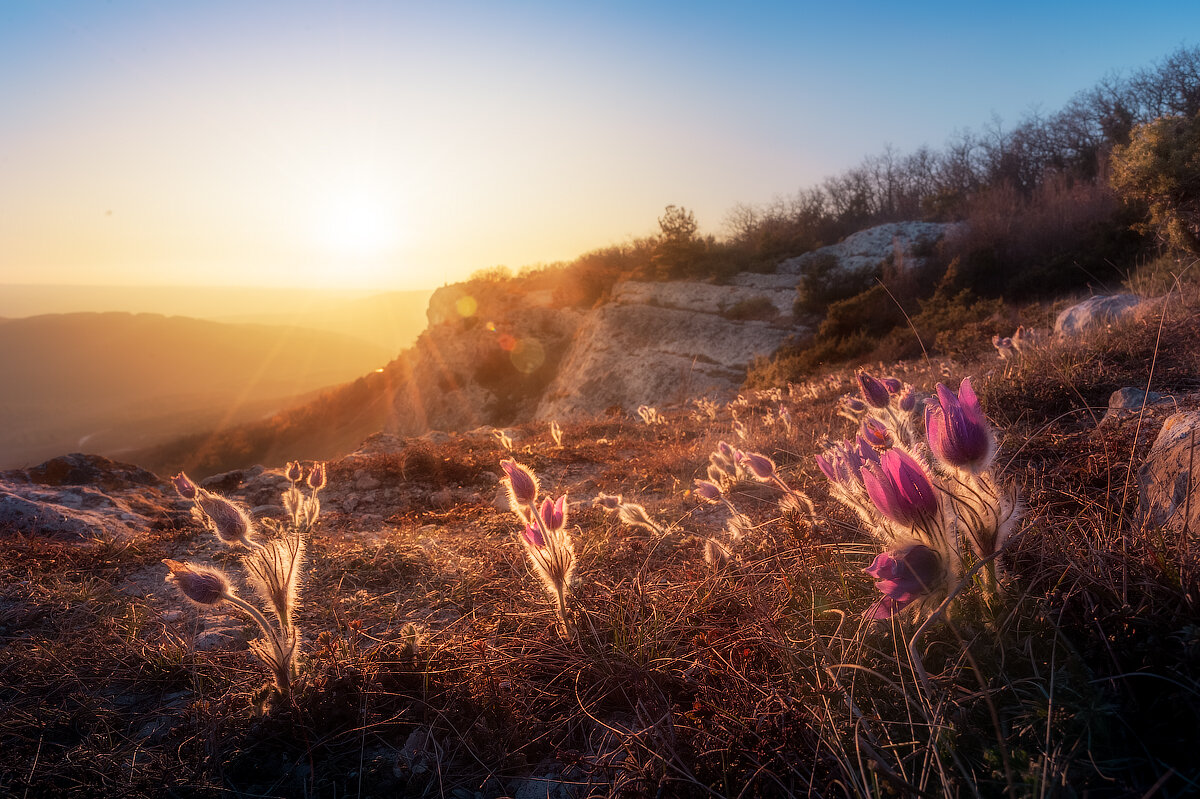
384 221 953 433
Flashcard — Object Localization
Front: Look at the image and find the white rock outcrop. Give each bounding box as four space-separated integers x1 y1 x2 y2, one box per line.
388 221 957 429
1138 410 1200 533
778 221 950 278
1054 294 1146 338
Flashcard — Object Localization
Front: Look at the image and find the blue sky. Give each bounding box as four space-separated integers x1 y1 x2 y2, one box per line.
1 0 1197 290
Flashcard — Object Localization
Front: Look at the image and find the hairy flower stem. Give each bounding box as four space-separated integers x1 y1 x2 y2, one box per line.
223 592 293 694
524 501 576 640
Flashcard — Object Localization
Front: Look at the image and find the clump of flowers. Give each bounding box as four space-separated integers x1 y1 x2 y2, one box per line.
165 464 325 701
816 372 1019 620
693 441 816 568
692 397 719 421
637 405 665 425
502 459 577 638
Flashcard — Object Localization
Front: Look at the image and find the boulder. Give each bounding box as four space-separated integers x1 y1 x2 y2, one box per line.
1101 387 1175 425
1138 411 1200 533
1054 294 1144 338
778 221 951 278
0 454 178 540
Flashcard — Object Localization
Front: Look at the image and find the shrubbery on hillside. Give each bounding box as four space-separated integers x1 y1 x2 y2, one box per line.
1112 110 1200 254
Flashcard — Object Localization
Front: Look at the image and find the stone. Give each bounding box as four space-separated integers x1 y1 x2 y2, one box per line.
1054 294 1144 338
1100 387 1174 425
1138 411 1200 533
356 475 382 491
777 221 951 277
22 453 159 491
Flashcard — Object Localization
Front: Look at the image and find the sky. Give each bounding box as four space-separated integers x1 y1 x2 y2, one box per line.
2 1 1198 293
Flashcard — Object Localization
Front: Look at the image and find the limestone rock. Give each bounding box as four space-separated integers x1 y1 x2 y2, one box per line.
612 279 795 320
1101 387 1175 425
0 454 176 540
1138 411 1200 533
535 302 791 421
1054 294 1145 338
389 220 956 432
778 221 951 278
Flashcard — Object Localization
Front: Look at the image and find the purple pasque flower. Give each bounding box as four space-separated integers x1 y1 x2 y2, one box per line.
739 451 777 481
172 472 198 501
882 377 903 394
861 448 939 527
307 462 327 490
522 523 546 548
925 377 994 473
839 394 867 415
898 386 918 413
285 461 303 483
855 434 881 466
501 459 539 507
864 543 944 618
540 494 568 531
857 371 891 409
860 417 893 449
694 479 722 503
817 439 863 485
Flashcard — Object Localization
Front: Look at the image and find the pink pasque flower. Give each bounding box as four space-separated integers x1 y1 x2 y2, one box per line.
925 377 994 473
856 371 892 409
172 472 198 501
862 448 939 527
522 523 546 548
864 543 943 619
501 459 539 507
540 494 568 531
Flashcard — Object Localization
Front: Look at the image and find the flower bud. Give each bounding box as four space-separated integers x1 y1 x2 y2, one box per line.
163 559 231 606
307 462 327 490
694 479 722 503
856 371 891 409
196 492 255 547
593 492 622 510
172 472 198 501
501 459 539 507
739 451 777 481
285 461 303 483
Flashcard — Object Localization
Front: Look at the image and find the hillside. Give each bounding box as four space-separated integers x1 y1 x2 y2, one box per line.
0 312 393 468
1 289 1198 795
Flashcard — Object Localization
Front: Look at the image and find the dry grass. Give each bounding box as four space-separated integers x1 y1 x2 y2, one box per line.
2 299 1200 797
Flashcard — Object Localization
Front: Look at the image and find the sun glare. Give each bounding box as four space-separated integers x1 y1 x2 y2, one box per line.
315 193 398 259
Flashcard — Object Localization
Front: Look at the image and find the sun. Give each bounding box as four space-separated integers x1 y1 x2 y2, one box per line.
315 192 398 259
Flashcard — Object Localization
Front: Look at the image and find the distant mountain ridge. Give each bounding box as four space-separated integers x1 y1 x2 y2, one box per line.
0 285 432 353
0 311 394 468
